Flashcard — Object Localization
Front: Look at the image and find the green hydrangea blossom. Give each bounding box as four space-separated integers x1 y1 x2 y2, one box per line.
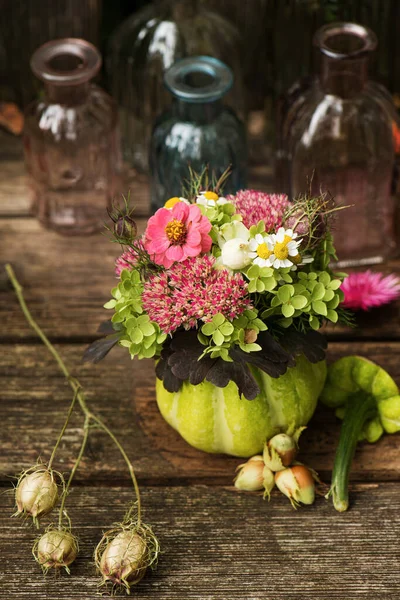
104 269 166 359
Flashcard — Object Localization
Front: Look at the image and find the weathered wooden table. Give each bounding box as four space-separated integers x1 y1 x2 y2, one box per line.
1 132 400 599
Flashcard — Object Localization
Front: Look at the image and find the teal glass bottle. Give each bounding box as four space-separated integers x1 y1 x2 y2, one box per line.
149 56 247 212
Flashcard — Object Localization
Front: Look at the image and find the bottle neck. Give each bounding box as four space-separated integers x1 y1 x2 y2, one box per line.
319 55 369 98
44 82 90 105
173 98 223 123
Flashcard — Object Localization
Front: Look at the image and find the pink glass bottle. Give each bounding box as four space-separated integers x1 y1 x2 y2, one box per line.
282 23 399 266
24 39 120 235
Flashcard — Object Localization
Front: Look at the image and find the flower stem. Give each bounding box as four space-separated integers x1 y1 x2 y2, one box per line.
329 391 376 512
6 263 142 523
48 387 79 470
58 415 90 528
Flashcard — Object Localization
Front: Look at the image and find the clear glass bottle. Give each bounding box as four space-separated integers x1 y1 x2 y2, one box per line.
282 22 399 266
149 56 247 212
24 39 120 235
107 0 245 174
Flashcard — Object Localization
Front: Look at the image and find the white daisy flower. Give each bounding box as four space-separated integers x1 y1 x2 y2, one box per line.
248 233 274 267
196 190 220 207
290 254 314 271
164 196 191 209
267 227 302 269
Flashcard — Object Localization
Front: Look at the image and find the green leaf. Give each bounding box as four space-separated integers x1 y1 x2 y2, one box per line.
312 282 326 301
309 315 320 330
256 279 265 293
103 299 116 309
245 309 258 319
279 317 293 328
278 285 293 303
308 272 318 280
212 313 225 327
212 329 225 346
318 272 331 286
131 328 144 344
291 295 308 310
262 277 277 292
327 296 340 310
247 264 260 279
233 315 248 328
280 273 293 283
312 300 327 316
247 279 257 293
260 267 273 278
323 288 335 302
282 303 295 318
328 279 342 290
197 332 209 346
220 322 234 336
140 322 155 336
271 295 282 307
202 322 216 336
327 309 338 323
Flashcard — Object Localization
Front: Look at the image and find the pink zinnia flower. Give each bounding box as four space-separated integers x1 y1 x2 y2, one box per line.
341 271 400 311
144 203 212 268
228 190 289 230
142 255 253 334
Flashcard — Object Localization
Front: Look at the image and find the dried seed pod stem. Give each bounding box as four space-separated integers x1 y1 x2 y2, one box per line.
48 386 80 470
57 414 91 528
6 264 143 525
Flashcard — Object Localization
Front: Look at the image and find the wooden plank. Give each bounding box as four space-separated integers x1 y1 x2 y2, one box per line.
1 342 400 484
2 217 400 341
1 483 400 599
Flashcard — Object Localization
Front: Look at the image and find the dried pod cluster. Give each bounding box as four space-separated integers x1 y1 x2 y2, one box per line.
234 429 318 508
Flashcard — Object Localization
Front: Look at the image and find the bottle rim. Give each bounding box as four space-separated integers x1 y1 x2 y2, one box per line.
314 22 377 60
30 38 102 86
164 56 233 103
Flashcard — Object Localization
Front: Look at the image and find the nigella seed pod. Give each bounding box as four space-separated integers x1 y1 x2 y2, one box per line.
14 466 61 526
275 465 315 508
114 215 137 242
263 433 298 472
95 521 160 594
33 528 79 574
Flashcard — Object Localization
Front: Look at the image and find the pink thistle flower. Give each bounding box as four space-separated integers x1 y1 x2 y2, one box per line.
228 190 290 230
142 255 253 334
144 203 212 269
341 271 400 311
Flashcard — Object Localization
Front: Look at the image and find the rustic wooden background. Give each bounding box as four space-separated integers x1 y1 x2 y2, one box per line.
1 130 400 599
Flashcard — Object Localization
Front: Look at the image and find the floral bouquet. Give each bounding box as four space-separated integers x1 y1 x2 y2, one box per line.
86 172 350 458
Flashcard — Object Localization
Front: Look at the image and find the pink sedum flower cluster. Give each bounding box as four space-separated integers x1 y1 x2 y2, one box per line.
228 190 289 230
341 270 400 311
115 246 139 277
142 255 253 334
144 202 212 268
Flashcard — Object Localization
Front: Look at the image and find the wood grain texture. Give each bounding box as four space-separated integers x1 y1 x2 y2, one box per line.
1 342 400 485
1 484 400 599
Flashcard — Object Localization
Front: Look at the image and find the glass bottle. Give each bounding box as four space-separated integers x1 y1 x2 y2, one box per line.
107 0 245 174
24 39 120 235
149 56 247 212
282 22 399 266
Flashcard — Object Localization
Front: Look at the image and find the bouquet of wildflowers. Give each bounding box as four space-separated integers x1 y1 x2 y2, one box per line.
87 172 348 403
